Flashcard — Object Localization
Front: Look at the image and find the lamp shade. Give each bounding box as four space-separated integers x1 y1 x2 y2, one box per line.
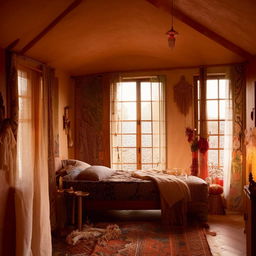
166 26 178 48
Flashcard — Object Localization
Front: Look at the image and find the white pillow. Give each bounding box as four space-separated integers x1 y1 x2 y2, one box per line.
76 165 115 181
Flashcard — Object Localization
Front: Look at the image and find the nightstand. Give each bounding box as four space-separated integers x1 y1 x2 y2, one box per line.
74 191 90 231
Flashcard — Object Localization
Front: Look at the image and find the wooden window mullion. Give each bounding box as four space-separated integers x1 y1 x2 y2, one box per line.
137 81 142 169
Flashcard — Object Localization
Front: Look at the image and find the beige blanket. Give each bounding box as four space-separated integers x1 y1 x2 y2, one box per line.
132 170 191 225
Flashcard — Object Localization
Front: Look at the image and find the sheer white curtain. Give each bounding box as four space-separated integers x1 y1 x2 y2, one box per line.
223 78 233 199
151 76 166 171
15 66 51 256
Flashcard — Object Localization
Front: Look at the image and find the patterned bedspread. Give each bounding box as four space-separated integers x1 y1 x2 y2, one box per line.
63 170 160 201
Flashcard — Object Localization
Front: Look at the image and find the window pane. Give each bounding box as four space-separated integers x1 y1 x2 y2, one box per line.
208 121 218 134
122 164 136 171
142 135 152 147
112 164 122 170
219 100 227 119
121 102 136 120
120 82 136 101
153 134 160 147
18 78 29 96
153 148 160 163
142 148 152 163
112 135 121 147
207 100 218 119
122 135 136 147
152 102 159 120
219 79 229 99
220 150 224 166
198 101 200 120
122 148 136 163
209 136 218 148
122 122 136 133
208 150 218 167
142 121 151 133
142 164 153 170
219 136 224 148
141 102 151 120
152 82 160 100
112 147 121 163
220 121 225 134
141 82 151 101
19 98 31 120
153 121 159 134
197 81 200 100
206 80 218 99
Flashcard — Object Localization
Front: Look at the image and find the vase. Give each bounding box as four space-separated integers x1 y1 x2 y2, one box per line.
199 151 208 180
191 151 199 176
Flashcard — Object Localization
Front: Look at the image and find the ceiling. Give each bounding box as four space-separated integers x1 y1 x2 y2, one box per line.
0 0 255 76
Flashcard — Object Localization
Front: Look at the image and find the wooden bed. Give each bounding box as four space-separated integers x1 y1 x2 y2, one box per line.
62 169 209 222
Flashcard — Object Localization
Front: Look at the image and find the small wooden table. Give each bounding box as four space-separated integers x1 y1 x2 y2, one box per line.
74 191 90 231
57 188 89 230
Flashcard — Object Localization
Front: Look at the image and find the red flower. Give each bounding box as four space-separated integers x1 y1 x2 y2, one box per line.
185 127 194 143
185 127 209 153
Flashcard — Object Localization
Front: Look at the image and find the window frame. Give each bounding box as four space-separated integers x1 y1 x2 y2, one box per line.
110 78 164 171
194 75 231 170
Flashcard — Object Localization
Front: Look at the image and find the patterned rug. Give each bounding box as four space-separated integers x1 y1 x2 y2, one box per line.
53 221 212 256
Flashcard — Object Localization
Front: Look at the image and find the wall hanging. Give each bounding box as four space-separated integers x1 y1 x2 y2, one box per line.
173 75 192 116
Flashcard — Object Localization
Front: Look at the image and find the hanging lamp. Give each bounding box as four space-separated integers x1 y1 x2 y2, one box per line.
166 0 178 48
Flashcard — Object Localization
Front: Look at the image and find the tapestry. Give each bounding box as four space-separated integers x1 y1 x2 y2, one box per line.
74 75 110 166
229 64 246 211
173 75 192 116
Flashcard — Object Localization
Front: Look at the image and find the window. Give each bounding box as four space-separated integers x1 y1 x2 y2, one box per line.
110 77 165 171
17 69 32 179
17 67 42 179
195 76 232 180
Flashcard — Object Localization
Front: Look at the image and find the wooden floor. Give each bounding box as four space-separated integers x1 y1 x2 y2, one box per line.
89 210 246 256
207 214 246 256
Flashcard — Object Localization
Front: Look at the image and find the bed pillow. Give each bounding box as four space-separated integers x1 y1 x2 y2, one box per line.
62 169 84 181
76 165 115 181
62 159 91 170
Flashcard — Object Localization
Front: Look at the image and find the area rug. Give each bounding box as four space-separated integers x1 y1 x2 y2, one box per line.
53 221 212 256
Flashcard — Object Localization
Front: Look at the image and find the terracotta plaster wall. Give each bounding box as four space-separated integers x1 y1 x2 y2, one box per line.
246 58 256 130
56 69 74 160
245 58 256 181
0 48 15 255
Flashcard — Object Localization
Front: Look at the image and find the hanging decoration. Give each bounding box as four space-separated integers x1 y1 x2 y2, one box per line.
173 75 192 116
166 0 178 48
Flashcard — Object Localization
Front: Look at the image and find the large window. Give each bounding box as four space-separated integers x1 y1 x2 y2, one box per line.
110 77 165 171
196 76 232 179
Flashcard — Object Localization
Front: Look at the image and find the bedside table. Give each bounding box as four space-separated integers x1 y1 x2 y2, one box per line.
74 191 90 231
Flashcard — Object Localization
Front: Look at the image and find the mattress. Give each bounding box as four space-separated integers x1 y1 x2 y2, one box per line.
63 170 208 212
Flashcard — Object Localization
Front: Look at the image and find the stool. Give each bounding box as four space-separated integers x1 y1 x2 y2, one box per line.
208 184 225 215
208 194 225 214
74 191 90 230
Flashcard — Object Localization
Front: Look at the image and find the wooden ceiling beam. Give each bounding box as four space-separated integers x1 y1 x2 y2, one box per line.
20 0 83 55
146 0 253 60
6 39 20 50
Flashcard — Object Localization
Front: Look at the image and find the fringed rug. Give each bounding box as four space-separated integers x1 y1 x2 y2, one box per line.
53 221 212 256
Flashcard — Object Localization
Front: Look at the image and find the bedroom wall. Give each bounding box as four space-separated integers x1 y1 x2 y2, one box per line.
56 69 74 160
73 66 232 171
245 58 256 181
246 58 256 130
0 48 15 255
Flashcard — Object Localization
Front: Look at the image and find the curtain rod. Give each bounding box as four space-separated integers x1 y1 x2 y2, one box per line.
122 76 158 80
